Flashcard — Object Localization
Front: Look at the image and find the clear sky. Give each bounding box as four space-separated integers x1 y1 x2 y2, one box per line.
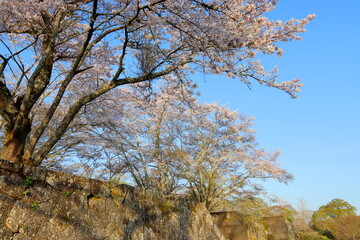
195 0 360 213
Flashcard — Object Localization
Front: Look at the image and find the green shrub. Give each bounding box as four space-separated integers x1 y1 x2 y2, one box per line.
301 231 331 240
24 177 34 187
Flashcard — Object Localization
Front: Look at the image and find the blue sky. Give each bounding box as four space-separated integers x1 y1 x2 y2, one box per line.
195 0 360 212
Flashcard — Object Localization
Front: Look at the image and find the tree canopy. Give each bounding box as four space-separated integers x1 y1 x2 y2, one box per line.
0 0 314 166
54 79 293 209
312 198 357 238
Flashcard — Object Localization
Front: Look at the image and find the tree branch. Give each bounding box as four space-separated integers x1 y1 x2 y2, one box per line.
33 64 179 165
26 0 99 158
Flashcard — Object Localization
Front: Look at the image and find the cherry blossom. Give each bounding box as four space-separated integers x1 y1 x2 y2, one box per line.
0 0 314 165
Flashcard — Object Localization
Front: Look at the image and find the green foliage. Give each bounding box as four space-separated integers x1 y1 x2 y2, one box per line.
318 230 334 240
22 190 30 196
31 201 39 211
24 176 34 187
312 198 356 239
300 231 331 240
317 198 356 218
63 191 71 197
312 198 356 230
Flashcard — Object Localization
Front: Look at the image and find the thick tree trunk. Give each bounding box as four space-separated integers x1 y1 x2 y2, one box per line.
0 32 54 166
0 117 31 165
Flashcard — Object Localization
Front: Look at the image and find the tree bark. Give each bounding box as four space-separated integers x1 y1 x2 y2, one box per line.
1 116 31 164
0 32 54 165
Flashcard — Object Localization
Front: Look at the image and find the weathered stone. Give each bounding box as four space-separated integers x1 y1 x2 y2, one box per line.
0 159 22 173
4 200 50 237
264 216 295 240
211 211 296 240
0 159 225 239
0 169 25 199
0 227 13 239
212 211 256 240
23 164 47 182
0 193 15 223
190 204 225 240
13 233 33 240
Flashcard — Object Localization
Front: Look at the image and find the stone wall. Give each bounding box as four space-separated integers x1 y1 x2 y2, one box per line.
211 211 267 240
264 216 295 240
211 212 295 240
0 159 224 240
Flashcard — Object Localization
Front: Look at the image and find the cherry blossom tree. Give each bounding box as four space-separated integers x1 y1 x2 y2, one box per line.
0 0 314 166
179 101 292 209
293 199 314 237
69 80 292 209
74 79 199 193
